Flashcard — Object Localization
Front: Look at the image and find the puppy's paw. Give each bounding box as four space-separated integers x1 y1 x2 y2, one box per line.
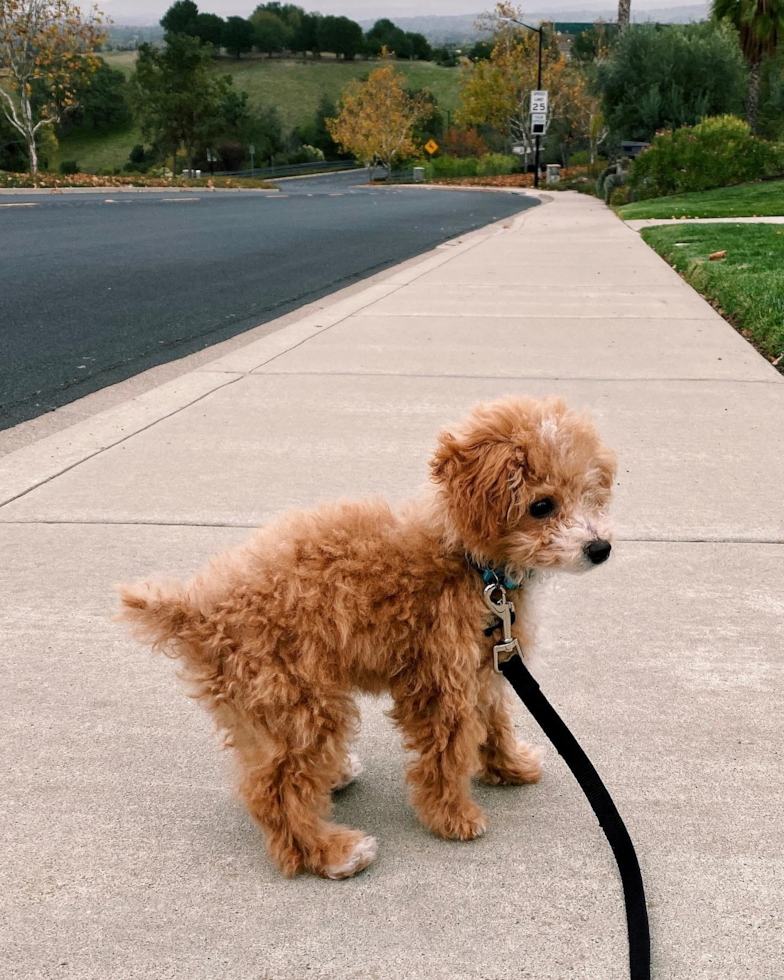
483 742 545 786
333 752 363 791
323 833 378 880
426 801 489 841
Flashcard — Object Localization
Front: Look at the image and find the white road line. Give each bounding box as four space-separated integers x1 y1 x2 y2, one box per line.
0 203 38 208
160 197 200 203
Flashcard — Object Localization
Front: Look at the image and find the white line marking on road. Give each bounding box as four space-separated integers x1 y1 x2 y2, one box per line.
160 197 200 202
0 202 38 208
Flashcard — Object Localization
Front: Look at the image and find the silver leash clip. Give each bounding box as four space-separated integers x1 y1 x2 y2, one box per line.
483 582 524 673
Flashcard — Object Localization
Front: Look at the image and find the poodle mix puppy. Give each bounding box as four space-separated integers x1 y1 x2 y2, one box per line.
118 396 616 880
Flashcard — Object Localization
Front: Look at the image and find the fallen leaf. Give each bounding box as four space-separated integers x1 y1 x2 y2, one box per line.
709 249 727 261
773 354 782 366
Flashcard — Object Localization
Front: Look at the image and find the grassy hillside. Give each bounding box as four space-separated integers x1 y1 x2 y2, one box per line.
55 53 460 172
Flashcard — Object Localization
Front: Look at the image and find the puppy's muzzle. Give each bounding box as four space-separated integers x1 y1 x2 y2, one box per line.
584 539 612 565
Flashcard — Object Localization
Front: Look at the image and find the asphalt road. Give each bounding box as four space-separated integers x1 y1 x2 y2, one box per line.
0 172 537 430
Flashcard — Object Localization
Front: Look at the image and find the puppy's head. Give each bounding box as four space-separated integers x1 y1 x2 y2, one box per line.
431 396 617 575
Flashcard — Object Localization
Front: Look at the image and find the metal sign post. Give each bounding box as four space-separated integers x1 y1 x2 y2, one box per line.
249 144 256 178
530 89 548 188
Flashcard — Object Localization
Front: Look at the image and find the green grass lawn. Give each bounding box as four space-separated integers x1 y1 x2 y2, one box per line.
70 53 460 173
618 180 784 220
641 223 784 366
51 125 142 172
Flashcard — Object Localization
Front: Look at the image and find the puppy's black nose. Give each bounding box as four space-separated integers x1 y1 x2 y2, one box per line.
585 540 612 565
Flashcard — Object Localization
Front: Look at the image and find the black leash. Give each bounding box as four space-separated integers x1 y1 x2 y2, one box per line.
500 653 651 980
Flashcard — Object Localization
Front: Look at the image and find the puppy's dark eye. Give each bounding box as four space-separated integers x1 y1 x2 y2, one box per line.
529 497 556 519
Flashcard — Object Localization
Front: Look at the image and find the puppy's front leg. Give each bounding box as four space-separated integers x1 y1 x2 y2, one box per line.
390 655 488 841
478 673 544 786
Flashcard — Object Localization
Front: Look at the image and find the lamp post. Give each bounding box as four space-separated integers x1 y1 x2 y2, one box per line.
507 15 544 189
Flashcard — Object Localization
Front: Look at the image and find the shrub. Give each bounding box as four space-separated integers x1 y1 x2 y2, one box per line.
442 127 488 158
59 160 79 175
425 155 479 178
595 22 747 145
609 185 630 206
630 115 784 197
604 169 628 203
476 153 518 176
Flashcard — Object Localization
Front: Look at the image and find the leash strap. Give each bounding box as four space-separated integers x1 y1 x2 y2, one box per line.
500 654 651 980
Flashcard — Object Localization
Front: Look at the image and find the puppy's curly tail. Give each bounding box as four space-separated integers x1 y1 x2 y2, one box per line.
116 579 219 667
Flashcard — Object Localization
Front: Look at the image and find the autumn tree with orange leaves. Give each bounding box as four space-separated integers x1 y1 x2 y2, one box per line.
327 55 432 178
460 4 596 168
0 1 106 173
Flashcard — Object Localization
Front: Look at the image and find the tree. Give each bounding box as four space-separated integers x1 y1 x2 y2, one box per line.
365 19 409 58
129 34 232 175
160 0 199 37
250 9 289 57
712 0 784 132
0 0 106 173
61 59 131 136
460 8 571 163
327 58 431 175
292 12 321 57
318 15 364 60
595 22 748 144
443 127 489 157
222 16 255 59
618 0 632 33
195 13 225 49
409 33 432 61
571 21 617 62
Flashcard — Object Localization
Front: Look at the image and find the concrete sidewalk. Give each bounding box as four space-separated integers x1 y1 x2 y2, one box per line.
626 215 784 230
2 192 782 980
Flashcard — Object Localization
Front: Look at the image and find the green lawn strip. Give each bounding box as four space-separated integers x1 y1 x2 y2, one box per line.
618 180 784 220
641 223 784 367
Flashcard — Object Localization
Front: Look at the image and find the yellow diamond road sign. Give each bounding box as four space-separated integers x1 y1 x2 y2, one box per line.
424 139 439 155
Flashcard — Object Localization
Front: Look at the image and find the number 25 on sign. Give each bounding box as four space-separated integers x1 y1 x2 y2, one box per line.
424 139 439 156
530 90 548 114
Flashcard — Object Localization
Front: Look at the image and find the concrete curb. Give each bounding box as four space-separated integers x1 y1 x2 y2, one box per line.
0 372 241 508
0 185 279 196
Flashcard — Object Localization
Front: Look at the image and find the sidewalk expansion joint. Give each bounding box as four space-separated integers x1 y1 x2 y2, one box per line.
245 371 781 384
2 519 783 545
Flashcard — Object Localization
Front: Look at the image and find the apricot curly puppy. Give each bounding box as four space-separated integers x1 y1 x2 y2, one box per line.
118 396 616 880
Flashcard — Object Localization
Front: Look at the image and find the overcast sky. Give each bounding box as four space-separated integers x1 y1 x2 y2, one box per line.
101 0 692 23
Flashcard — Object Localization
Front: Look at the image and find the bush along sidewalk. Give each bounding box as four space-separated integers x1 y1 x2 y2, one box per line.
629 115 784 201
642 223 784 370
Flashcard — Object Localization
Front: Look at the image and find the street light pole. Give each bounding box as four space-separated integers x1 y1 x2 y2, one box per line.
534 25 542 189
508 16 544 189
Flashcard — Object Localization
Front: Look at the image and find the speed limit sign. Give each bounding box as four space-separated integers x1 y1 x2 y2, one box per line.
530 90 548 114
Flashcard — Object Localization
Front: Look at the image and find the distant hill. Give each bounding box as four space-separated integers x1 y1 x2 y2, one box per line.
359 7 710 43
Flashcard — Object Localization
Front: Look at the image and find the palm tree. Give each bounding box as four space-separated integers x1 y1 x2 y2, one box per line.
712 0 784 133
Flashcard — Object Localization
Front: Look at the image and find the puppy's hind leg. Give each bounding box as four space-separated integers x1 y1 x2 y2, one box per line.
237 694 377 880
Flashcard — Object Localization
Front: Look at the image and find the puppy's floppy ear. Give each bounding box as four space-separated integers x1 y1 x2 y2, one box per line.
431 428 524 545
430 429 462 484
